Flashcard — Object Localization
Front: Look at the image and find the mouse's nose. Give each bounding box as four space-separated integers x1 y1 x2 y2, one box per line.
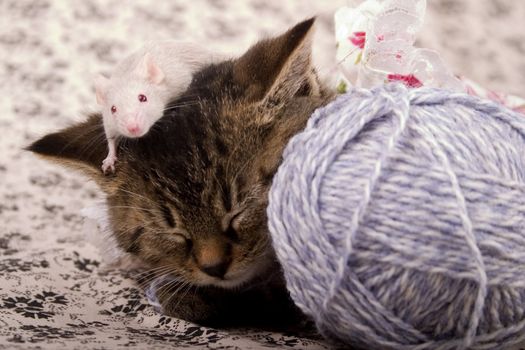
126 122 141 136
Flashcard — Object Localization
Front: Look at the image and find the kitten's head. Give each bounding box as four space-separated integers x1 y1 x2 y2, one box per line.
29 18 332 289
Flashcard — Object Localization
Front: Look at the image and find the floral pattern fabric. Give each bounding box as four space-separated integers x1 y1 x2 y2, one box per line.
0 234 329 349
1 0 525 349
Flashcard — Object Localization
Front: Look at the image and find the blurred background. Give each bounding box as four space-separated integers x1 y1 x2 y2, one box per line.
1 0 524 134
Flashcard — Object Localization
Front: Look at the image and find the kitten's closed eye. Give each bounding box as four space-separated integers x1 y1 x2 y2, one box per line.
154 232 192 254
224 212 242 242
168 233 189 245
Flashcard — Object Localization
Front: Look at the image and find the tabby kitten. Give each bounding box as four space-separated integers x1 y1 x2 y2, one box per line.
29 18 333 327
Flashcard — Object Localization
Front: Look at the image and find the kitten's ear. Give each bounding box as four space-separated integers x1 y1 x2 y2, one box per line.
95 74 110 105
27 114 111 186
233 17 319 104
136 53 165 85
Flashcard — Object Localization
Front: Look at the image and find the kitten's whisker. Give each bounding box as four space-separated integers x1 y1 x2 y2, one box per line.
56 124 105 164
117 188 158 206
211 170 227 207
228 153 258 202
157 280 184 303
156 276 187 302
134 264 172 276
137 275 172 291
135 267 177 289
79 131 109 162
115 218 158 239
163 280 188 307
133 265 173 279
170 282 194 312
106 205 158 214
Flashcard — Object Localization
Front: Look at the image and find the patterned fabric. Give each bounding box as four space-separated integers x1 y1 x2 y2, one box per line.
0 238 326 349
1 0 524 349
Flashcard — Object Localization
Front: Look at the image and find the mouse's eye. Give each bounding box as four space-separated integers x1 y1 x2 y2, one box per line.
111 106 117 114
138 94 147 102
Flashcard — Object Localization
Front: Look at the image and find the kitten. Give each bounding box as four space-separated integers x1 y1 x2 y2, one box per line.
28 18 334 327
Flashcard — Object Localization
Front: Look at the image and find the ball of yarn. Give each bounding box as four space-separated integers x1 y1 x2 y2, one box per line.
268 84 525 350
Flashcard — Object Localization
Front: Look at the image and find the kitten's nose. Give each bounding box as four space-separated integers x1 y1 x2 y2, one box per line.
201 261 230 279
194 239 232 279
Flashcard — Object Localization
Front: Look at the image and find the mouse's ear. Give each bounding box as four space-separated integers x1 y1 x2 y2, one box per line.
26 114 113 189
136 53 165 85
95 74 110 105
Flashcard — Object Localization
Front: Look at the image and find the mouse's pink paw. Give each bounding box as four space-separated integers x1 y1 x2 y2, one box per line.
101 156 117 174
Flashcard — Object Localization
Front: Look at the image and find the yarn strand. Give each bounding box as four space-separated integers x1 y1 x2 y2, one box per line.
417 123 488 349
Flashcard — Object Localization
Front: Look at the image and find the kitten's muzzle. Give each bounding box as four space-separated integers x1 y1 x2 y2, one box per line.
193 238 233 279
200 260 231 279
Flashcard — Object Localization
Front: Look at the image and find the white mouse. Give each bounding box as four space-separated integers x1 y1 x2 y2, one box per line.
95 40 217 174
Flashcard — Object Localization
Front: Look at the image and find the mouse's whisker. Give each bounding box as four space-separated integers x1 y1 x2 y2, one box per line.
162 101 200 112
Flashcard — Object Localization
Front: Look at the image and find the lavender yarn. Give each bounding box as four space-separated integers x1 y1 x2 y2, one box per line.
268 84 525 350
